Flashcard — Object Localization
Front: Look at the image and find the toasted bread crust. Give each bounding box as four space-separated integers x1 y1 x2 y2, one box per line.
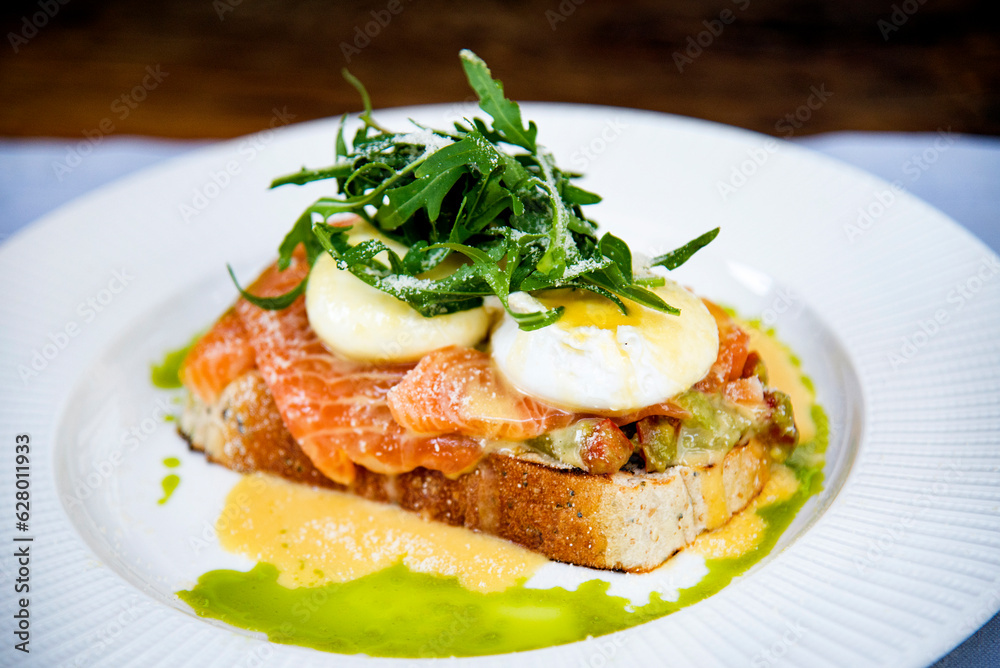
180 370 770 572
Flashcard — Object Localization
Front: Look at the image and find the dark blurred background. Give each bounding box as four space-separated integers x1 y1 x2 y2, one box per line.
1 0 998 140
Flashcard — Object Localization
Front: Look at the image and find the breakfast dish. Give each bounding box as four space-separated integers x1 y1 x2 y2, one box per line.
177 51 804 573
5 90 996 665
160 54 834 658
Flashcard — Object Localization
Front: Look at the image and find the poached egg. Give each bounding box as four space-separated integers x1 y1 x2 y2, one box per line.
489 282 719 412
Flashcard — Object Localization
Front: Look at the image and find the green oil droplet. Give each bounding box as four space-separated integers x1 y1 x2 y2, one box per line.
151 332 203 389
163 457 181 468
158 474 180 505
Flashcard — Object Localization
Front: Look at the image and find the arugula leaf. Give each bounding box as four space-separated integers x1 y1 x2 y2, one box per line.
598 233 633 283
401 241 451 275
534 152 576 278
277 209 324 269
335 114 348 159
651 227 720 270
378 164 467 230
271 163 353 188
456 178 518 241
561 182 602 206
417 132 501 177
459 50 538 152
582 267 679 316
341 68 389 134
228 264 306 311
569 282 626 313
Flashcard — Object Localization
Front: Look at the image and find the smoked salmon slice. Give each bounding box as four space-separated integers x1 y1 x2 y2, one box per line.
179 308 256 405
691 301 769 408
231 254 483 485
695 300 750 393
386 346 574 440
600 401 692 426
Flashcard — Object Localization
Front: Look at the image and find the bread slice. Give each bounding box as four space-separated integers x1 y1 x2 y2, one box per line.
179 369 771 572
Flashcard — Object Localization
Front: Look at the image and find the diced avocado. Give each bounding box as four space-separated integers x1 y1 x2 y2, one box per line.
636 416 678 473
674 391 752 459
526 418 633 473
758 389 798 448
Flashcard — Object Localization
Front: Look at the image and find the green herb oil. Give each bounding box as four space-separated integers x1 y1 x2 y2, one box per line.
158 474 180 505
151 336 199 389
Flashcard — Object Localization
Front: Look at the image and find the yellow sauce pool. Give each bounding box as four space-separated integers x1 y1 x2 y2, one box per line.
216 473 545 592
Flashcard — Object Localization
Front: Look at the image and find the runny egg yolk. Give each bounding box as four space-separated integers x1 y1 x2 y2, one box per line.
537 289 663 334
489 281 719 413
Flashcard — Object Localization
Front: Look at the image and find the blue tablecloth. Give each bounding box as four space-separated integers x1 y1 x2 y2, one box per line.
1 132 998 667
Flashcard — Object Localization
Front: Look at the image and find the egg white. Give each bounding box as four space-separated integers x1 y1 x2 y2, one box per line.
489 281 719 412
305 222 493 363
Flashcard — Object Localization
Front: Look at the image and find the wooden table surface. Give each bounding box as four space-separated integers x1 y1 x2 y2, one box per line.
1 0 998 140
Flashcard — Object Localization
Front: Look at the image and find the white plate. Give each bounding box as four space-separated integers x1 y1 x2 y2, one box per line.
1 104 999 668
